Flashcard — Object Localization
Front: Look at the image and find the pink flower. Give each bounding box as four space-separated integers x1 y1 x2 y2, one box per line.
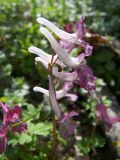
97 103 120 129
0 101 27 153
6 105 22 123
58 111 79 139
76 64 96 94
33 81 78 102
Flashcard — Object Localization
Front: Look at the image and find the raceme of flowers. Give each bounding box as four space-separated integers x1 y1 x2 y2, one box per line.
28 16 96 139
0 101 27 154
28 17 120 139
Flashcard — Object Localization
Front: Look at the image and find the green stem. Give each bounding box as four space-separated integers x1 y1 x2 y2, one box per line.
50 114 57 160
11 112 38 128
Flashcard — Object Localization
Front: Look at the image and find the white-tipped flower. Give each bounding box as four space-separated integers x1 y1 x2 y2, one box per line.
33 81 78 102
28 46 52 62
33 87 49 96
35 56 78 81
40 27 82 68
37 17 77 43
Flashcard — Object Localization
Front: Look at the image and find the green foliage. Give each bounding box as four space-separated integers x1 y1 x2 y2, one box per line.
78 133 106 155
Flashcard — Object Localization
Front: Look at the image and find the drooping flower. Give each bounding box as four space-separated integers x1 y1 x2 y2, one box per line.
29 46 78 81
37 17 85 44
33 81 78 102
37 17 93 56
40 27 86 68
97 103 120 129
58 111 79 139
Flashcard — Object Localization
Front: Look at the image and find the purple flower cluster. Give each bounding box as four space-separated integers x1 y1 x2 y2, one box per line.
0 101 27 153
28 17 96 139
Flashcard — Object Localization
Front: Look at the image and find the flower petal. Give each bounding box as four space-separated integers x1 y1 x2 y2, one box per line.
49 75 61 118
28 46 52 62
76 64 96 94
35 57 48 68
65 93 78 102
37 17 77 43
54 70 78 81
40 27 79 68
6 106 22 123
33 86 49 96
74 16 86 38
59 120 77 139
58 111 78 139
59 40 75 53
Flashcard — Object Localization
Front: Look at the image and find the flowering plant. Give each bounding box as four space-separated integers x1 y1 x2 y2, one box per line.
1 16 120 158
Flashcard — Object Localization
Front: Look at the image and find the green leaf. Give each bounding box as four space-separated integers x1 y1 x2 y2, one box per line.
18 133 32 144
32 123 52 136
28 122 52 136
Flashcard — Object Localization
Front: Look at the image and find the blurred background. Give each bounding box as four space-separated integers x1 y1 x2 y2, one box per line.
0 0 120 159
